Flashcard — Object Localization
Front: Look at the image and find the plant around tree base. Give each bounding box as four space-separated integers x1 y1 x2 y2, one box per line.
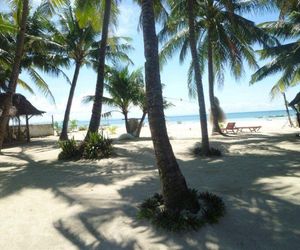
193 146 222 157
138 189 225 232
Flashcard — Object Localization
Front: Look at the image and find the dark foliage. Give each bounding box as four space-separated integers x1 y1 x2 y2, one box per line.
138 189 225 232
58 133 113 161
58 138 81 161
193 146 222 157
199 191 226 224
82 132 113 159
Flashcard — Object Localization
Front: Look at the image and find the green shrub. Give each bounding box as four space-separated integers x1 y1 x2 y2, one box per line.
138 189 225 232
69 119 78 131
193 146 222 157
58 137 81 161
107 126 118 135
82 132 113 159
78 125 87 131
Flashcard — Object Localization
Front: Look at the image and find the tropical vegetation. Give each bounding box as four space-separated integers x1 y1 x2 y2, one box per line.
1 0 299 231
251 0 300 127
83 65 145 136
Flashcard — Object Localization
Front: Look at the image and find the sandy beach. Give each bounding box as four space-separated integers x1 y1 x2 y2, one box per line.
0 118 299 249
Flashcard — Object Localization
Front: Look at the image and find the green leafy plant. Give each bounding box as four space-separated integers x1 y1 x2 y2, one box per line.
82 132 113 159
78 125 87 131
107 125 118 135
58 137 81 161
138 189 225 232
69 119 78 132
199 192 226 224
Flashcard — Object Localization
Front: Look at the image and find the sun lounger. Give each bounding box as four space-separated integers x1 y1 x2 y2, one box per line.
221 122 239 134
235 126 261 132
221 122 261 134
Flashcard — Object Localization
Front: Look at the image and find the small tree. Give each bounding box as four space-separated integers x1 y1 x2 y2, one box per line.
83 66 144 135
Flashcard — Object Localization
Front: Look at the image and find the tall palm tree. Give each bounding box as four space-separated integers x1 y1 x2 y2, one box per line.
161 0 274 136
0 10 69 99
49 4 100 140
0 0 66 149
159 0 209 153
79 0 117 139
140 0 196 212
0 0 29 148
186 0 209 153
251 4 300 128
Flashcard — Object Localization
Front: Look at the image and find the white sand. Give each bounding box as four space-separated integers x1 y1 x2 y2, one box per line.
0 118 299 249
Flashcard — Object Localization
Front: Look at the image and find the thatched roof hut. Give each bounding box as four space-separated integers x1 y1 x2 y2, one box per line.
0 93 45 116
0 93 45 142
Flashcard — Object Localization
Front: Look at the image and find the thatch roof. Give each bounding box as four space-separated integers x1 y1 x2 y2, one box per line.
0 93 45 117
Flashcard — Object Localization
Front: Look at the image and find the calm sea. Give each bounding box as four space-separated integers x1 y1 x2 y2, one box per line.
76 109 293 127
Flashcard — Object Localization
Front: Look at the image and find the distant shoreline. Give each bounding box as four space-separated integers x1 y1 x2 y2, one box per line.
26 109 296 126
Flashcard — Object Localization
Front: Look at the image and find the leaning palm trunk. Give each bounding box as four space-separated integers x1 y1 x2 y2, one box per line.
86 0 111 138
60 62 82 140
141 0 191 211
282 92 294 127
207 31 222 134
0 0 29 149
135 111 147 137
187 0 210 154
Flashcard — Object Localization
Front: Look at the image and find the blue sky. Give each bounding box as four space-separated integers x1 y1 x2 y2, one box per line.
2 1 299 123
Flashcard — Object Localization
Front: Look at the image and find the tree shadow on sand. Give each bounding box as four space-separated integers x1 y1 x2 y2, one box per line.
0 134 299 249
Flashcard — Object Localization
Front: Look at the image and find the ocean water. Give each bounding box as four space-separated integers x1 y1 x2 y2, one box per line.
76 109 294 127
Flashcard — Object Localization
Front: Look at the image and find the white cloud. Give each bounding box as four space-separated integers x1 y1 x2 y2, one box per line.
114 2 140 37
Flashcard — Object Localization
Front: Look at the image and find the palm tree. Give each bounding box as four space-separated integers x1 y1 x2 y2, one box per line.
282 92 294 127
161 0 274 136
0 0 29 148
0 0 66 149
47 4 100 140
186 0 209 154
159 0 210 154
80 0 116 139
289 92 300 127
251 4 300 127
83 66 144 135
140 0 196 212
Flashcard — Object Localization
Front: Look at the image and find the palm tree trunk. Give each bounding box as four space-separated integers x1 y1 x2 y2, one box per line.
86 0 111 138
0 0 29 149
282 92 294 127
124 111 130 133
187 0 210 155
207 30 222 134
135 111 147 137
141 0 193 212
60 62 81 140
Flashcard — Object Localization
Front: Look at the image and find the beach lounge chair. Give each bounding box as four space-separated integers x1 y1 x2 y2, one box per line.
221 122 239 134
235 125 261 132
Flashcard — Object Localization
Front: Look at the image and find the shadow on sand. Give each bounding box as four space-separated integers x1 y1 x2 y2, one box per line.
0 133 299 249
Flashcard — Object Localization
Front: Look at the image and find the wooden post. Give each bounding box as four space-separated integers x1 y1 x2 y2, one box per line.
17 116 21 140
6 121 11 143
51 115 55 135
25 114 30 142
